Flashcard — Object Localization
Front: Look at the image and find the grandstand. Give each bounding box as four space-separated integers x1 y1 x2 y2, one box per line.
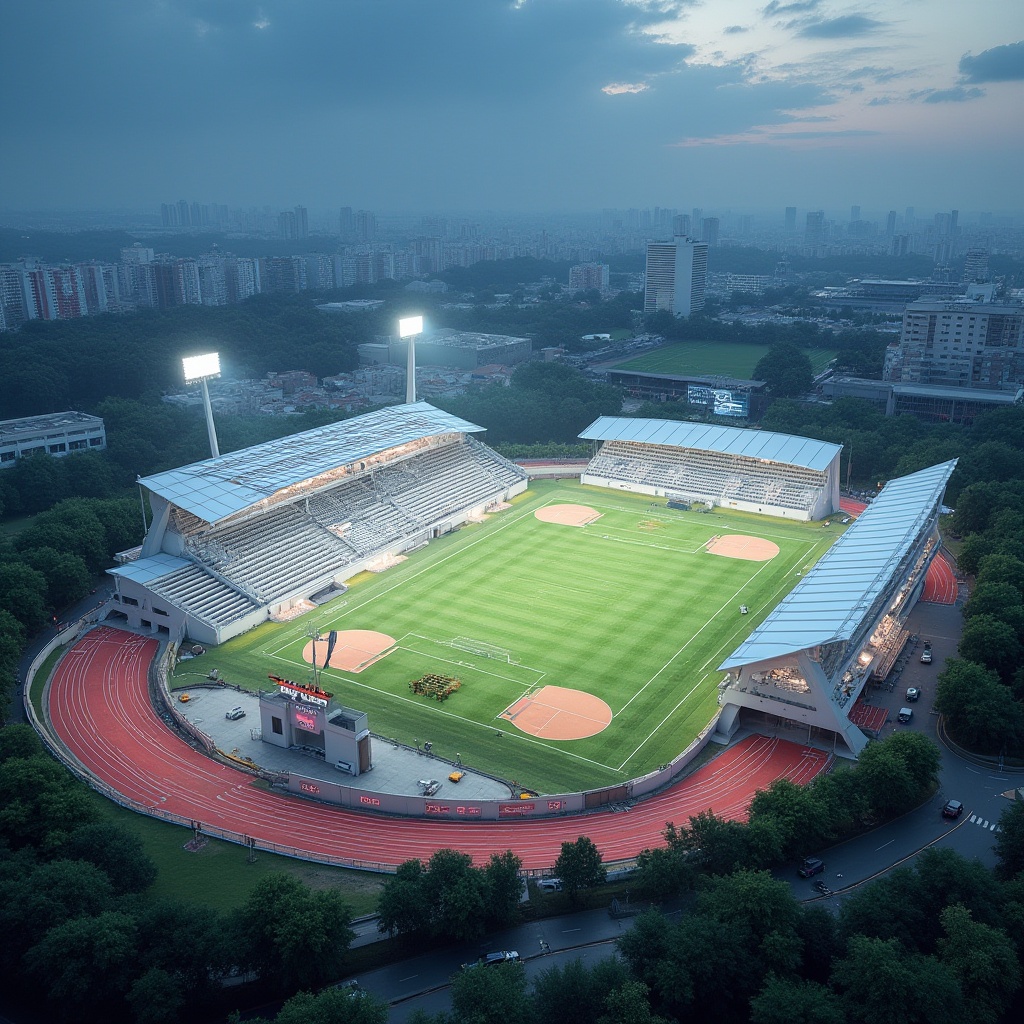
579 417 842 521
716 460 957 756
106 402 528 645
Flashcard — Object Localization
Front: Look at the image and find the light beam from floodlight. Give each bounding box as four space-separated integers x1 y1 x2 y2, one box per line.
398 315 423 404
182 352 222 459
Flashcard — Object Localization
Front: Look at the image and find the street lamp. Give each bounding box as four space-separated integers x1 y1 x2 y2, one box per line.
183 352 222 458
398 315 423 404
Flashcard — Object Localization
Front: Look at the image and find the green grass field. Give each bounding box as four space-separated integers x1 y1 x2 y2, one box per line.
193 482 838 794
613 341 836 378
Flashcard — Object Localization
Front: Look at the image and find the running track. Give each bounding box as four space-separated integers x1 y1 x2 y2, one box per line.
840 498 957 605
47 627 831 870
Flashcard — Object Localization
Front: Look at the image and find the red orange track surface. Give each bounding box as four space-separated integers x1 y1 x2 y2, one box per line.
839 498 957 605
48 627 831 869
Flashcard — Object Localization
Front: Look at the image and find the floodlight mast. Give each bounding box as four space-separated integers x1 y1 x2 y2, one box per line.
398 315 423 404
182 352 222 459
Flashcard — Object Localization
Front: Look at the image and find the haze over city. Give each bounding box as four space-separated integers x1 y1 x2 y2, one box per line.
2 0 1023 217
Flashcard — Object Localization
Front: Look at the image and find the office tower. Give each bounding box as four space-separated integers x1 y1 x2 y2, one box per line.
905 207 915 230
643 236 708 317
672 214 691 236
886 211 897 236
962 248 990 283
701 217 720 248
785 207 797 233
850 205 861 224
0 265 28 331
177 199 191 227
294 205 309 240
739 214 754 236
805 211 825 246
691 208 703 232
891 235 909 257
888 299 1024 390
949 209 959 236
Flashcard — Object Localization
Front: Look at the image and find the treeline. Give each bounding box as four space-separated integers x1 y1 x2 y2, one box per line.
436 362 621 446
0 726 373 1024
2 294 369 417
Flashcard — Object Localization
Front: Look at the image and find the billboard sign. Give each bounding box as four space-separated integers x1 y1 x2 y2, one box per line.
687 385 748 418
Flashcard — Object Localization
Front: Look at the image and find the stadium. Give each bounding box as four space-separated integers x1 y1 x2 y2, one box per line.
88 402 957 816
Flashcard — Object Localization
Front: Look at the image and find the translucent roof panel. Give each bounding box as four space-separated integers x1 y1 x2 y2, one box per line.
109 553 190 586
720 459 957 670
580 416 842 472
141 401 484 524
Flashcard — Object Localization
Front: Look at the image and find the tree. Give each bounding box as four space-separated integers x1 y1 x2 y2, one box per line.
58 821 158 894
749 976 845 1024
421 848 489 942
0 723 43 762
272 986 389 1024
696 870 801 949
936 904 1020 1024
449 958 532 1024
483 849 523 928
235 874 354 991
753 343 814 398
993 800 1024 879
19 546 92 611
747 778 829 858
533 957 631 1024
853 741 921 817
957 615 1021 682
24 911 139 1016
879 732 942 793
0 561 49 632
679 809 751 875
126 968 187 1024
553 836 606 903
377 859 430 937
595 981 667 1024
831 934 964 1024
0 754 98 852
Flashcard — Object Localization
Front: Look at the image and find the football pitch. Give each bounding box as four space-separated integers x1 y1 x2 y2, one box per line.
203 481 839 794
614 341 836 378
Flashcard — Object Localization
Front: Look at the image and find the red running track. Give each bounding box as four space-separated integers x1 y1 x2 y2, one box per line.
47 627 831 869
921 550 958 605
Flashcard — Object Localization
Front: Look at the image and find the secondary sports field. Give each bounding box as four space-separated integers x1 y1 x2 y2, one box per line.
613 340 836 378
197 481 839 794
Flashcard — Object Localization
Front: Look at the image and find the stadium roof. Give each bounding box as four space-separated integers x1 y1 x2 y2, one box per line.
109 553 189 585
606 370 763 390
719 459 957 670
140 401 484 524
580 416 842 471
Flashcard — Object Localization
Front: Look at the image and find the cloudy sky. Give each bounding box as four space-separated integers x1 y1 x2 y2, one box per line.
2 0 1022 217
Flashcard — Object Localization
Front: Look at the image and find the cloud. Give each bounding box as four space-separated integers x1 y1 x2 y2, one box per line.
762 1 821 16
959 40 1024 83
922 85 985 103
724 25 748 34
673 125 880 147
798 15 886 39
602 82 649 94
867 96 890 105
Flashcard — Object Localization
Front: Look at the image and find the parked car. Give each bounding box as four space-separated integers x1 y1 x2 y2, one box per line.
920 650 932 664
942 799 964 819
898 707 913 723
905 686 920 702
225 706 246 720
798 857 825 878
463 950 521 969
536 878 563 892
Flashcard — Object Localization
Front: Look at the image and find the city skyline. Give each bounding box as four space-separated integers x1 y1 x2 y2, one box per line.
1 1 1022 215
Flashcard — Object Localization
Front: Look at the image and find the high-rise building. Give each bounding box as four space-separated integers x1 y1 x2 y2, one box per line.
294 205 309 240
962 248 990 283
701 217 720 248
568 263 610 292
672 214 691 236
885 300 1024 390
0 265 28 331
805 211 825 247
886 211 897 236
356 210 376 243
691 208 703 233
643 236 708 317
784 207 797 233
850 205 861 224
949 209 959 237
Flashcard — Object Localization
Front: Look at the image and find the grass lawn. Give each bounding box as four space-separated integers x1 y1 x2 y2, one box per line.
194 481 837 794
613 341 836 378
0 514 35 542
87 792 385 914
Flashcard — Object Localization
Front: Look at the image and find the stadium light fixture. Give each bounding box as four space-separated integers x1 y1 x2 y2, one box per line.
182 352 222 459
398 315 423 404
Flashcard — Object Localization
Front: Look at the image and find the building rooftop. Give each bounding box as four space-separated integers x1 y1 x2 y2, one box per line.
606 369 764 389
0 410 103 438
579 416 842 472
140 401 484 524
719 459 957 670
423 329 530 350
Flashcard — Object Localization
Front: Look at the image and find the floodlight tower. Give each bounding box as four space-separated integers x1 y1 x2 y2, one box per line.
398 315 423 404
182 352 222 459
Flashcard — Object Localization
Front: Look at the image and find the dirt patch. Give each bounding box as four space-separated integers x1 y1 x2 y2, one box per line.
705 534 779 562
534 504 602 528
499 684 612 740
301 629 396 673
